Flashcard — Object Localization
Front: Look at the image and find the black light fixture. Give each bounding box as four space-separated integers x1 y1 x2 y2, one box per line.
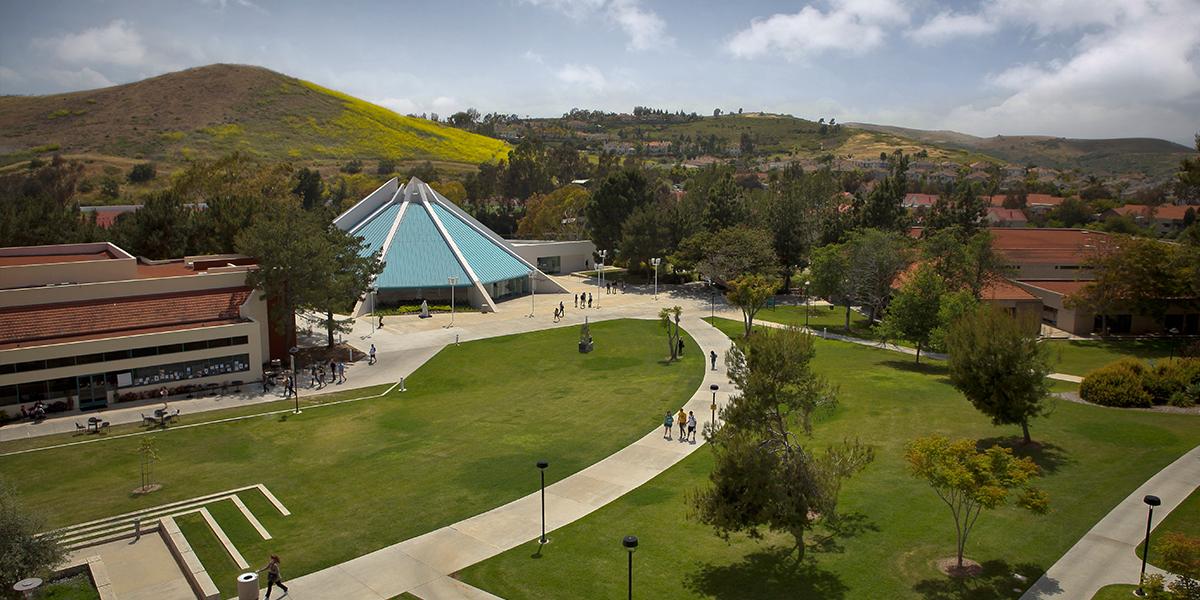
710 384 719 430
622 535 639 600
1136 494 1162 597
288 346 300 414
537 461 549 545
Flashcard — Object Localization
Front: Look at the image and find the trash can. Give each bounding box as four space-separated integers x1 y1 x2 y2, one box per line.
237 572 259 600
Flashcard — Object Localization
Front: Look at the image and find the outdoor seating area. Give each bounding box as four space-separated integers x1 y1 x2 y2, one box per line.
73 417 110 434
140 408 181 428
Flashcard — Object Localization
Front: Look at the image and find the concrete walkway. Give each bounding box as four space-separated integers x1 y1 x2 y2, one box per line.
1020 445 1200 599
277 316 737 600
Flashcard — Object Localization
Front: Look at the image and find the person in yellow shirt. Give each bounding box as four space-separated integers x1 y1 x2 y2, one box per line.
677 408 687 442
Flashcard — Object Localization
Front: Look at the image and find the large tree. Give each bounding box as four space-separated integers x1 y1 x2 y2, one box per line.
945 306 1052 444
857 152 909 231
110 189 201 259
926 182 987 235
752 165 839 291
517 185 590 240
726 274 780 338
0 156 101 247
808 242 854 331
921 228 1006 298
585 169 655 256
1068 235 1199 333
686 226 779 284
905 436 1048 571
846 229 912 323
878 264 946 362
0 481 65 592
691 327 874 560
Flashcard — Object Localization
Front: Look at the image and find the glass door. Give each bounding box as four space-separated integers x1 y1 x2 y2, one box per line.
77 374 108 411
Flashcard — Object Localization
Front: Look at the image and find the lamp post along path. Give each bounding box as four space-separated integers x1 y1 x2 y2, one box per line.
651 257 660 300
1136 494 1162 597
710 383 719 430
447 276 458 327
537 461 549 544
623 535 638 600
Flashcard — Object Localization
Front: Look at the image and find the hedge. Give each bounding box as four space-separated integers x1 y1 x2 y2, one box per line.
1080 357 1200 408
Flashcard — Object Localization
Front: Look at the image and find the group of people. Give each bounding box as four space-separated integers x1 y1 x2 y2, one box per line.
305 359 348 389
663 408 697 443
553 301 567 322
604 281 625 294
573 293 594 309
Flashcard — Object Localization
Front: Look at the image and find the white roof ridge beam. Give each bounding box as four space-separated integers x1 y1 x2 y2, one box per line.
351 185 411 318
336 177 399 232
417 184 499 313
348 183 403 236
425 185 540 271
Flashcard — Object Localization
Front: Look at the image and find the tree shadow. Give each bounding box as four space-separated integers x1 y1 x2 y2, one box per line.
810 511 880 555
687 545 849 600
975 437 1072 475
913 560 1045 600
881 359 951 380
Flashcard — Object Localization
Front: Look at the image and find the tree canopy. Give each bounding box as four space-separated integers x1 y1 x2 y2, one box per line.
878 264 946 362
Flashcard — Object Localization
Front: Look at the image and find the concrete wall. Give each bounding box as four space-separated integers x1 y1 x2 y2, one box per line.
0 243 136 289
0 269 254 309
509 240 596 275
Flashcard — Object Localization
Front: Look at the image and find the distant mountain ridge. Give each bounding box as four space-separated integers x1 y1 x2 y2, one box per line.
0 64 508 167
848 122 1192 178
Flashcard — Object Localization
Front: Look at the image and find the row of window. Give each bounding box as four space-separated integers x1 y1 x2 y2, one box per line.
0 336 249 375
0 353 252 407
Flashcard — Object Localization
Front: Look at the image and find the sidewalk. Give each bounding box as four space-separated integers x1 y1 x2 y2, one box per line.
277 316 738 600
1020 445 1200 599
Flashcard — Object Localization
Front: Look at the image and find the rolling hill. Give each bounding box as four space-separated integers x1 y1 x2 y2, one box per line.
0 64 509 167
849 122 1194 179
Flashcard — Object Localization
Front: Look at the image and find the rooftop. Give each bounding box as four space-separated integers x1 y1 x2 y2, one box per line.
0 250 117 267
1018 280 1091 296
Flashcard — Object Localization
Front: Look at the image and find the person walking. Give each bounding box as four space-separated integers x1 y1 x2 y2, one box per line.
559 301 565 315
337 361 346 384
710 350 718 371
574 293 579 309
257 555 289 599
587 293 593 308
309 364 319 387
663 411 673 440
328 359 336 384
677 408 688 442
369 344 376 366
687 411 697 442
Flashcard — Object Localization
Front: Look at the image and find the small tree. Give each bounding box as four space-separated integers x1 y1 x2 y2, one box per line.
660 305 683 361
1160 532 1200 597
809 243 853 331
127 162 157 183
725 274 779 339
137 437 159 493
878 265 946 362
0 481 65 591
691 327 873 560
905 436 1049 572
946 306 1052 444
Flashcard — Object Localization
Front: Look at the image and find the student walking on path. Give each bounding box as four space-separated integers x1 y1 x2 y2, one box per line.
677 408 688 442
687 411 697 443
710 350 718 371
663 411 673 440
337 361 346 384
587 293 593 308
368 344 376 365
328 359 337 384
258 555 289 599
559 301 565 315
574 294 579 309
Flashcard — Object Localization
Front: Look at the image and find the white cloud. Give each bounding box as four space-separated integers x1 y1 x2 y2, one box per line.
726 0 910 60
35 20 148 67
906 12 998 45
521 0 672 51
555 64 608 91
0 65 25 87
522 50 545 64
374 97 419 114
198 0 269 15
942 0 1200 141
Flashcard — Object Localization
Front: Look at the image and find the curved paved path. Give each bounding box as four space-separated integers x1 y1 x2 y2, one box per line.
280 315 737 600
1020 445 1200 599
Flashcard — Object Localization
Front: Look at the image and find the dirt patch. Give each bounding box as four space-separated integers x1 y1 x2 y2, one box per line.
936 557 982 578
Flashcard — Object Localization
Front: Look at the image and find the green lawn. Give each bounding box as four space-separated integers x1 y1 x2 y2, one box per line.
0 320 702 598
39 574 99 600
756 303 878 340
1092 584 1138 600
459 319 1200 599
1045 339 1179 377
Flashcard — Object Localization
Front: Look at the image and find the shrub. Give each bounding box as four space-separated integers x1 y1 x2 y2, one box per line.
99 176 120 198
376 159 396 175
127 162 157 183
1170 382 1200 408
1145 358 1200 405
341 159 364 174
1079 358 1152 408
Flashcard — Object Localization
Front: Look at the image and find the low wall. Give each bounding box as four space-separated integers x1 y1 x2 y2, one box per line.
159 515 220 600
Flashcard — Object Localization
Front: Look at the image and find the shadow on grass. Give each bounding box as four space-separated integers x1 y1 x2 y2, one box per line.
810 511 880 555
881 359 951 380
687 545 849 600
975 437 1072 475
913 560 1045 600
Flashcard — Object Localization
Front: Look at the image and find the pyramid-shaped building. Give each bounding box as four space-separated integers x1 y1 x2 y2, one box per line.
335 177 567 313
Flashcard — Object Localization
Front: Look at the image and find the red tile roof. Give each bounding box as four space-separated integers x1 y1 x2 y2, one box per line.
982 279 1039 301
1019 280 1091 296
1109 204 1194 220
0 287 252 349
987 194 1064 207
903 193 939 207
987 207 1027 222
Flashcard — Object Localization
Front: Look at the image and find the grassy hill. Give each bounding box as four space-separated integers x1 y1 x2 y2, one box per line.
849 122 1193 178
0 64 509 168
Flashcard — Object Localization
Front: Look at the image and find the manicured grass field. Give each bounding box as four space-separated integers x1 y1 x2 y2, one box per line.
1092 584 1138 599
39 574 100 600
756 303 878 340
1138 486 1200 568
458 318 1200 599
1045 339 1179 376
0 320 702 598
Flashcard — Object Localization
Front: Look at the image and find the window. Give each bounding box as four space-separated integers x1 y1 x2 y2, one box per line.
46 356 77 370
184 341 209 352
536 256 561 274
104 350 132 362
0 336 251 375
15 360 46 373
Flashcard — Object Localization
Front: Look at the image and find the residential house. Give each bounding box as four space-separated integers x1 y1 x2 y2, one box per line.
986 207 1028 227
1103 204 1194 234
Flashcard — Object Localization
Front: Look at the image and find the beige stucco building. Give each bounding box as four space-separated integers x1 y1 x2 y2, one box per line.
0 242 269 417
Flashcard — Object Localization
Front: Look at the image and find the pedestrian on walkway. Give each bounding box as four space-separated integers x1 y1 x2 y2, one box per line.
286 376 296 400
710 350 718 371
687 411 697 442
337 361 346 384
677 337 684 356
663 411 673 440
559 301 565 315
677 408 687 441
368 344 376 365
257 555 289 599
574 293 579 309
587 293 593 308
328 359 337 383
310 364 319 387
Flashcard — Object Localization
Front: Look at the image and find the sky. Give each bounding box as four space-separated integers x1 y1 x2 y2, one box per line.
1 0 1198 145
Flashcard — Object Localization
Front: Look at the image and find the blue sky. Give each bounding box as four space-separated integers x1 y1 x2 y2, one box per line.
1 0 1197 145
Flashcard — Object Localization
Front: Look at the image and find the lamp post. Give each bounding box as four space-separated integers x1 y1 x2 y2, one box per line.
597 250 607 309
368 287 377 336
805 280 811 330
527 271 536 318
537 460 549 544
650 257 660 300
622 535 638 600
447 276 458 327
1136 494 1162 597
288 346 300 414
710 383 719 429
